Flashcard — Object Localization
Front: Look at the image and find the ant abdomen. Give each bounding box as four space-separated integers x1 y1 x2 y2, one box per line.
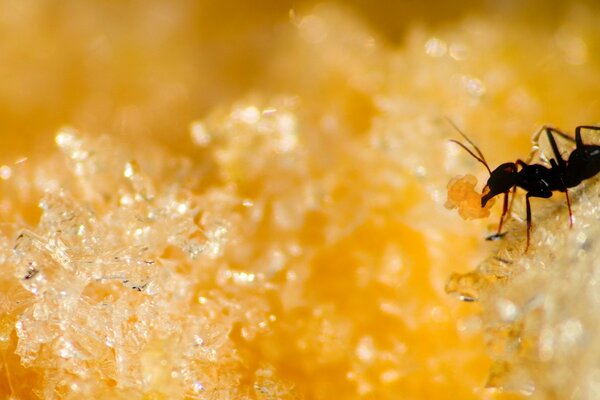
567 145 600 184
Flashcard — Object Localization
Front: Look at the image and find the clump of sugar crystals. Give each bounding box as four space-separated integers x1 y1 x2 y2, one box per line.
445 174 495 220
1 128 293 399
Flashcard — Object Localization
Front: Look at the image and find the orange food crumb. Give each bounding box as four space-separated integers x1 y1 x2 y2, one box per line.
445 174 495 220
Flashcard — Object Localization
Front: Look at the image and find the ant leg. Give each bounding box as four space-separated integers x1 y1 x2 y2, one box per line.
525 193 532 251
544 127 567 169
526 125 575 164
487 191 510 241
523 191 552 251
497 191 509 235
565 189 573 228
506 184 517 218
575 125 600 148
529 125 574 164
498 186 518 235
544 126 576 143
526 126 546 163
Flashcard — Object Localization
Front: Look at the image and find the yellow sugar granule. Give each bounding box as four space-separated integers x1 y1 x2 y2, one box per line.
445 174 495 220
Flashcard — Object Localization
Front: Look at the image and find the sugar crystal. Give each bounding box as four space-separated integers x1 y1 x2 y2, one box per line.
425 37 447 57
0 165 12 180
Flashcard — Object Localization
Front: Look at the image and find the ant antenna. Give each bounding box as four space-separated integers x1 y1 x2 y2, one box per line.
446 118 492 174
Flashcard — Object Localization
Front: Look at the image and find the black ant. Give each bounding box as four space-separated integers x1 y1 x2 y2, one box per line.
450 121 600 250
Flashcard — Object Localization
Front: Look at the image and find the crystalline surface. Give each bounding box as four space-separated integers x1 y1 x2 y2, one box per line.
8 132 269 398
447 153 600 398
1 2 600 400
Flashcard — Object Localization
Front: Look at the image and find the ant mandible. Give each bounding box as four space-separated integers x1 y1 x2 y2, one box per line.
450 121 600 250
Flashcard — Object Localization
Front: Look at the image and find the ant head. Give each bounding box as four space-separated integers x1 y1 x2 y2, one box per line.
481 162 517 207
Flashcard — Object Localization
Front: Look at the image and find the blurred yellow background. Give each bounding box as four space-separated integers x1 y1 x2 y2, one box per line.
1 0 595 155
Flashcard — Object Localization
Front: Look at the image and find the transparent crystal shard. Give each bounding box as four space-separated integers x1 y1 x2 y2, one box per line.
445 272 484 302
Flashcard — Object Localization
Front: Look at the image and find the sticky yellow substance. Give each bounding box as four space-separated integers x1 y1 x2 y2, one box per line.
0 1 599 400
445 174 495 220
